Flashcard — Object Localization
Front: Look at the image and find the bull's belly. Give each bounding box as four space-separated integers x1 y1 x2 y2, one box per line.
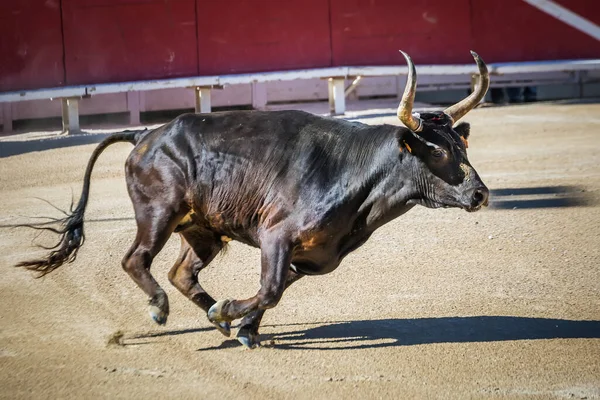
289 245 349 275
286 227 374 276
290 258 340 275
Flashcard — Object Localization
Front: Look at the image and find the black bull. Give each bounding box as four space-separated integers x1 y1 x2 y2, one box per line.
17 51 491 348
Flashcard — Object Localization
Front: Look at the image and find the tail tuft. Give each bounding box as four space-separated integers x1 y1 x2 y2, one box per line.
15 201 86 277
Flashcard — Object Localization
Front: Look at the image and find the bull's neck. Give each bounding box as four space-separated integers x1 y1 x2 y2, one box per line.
351 135 418 233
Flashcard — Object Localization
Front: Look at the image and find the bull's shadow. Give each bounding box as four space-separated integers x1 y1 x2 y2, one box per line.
489 186 592 209
195 316 600 351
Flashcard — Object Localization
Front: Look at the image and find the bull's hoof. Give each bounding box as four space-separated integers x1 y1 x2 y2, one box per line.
207 299 231 324
237 327 260 349
212 321 231 337
148 305 168 325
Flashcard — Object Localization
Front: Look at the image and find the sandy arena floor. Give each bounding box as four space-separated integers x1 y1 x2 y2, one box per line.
0 100 599 399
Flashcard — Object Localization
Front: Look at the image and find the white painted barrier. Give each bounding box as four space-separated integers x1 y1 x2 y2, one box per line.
1 59 599 133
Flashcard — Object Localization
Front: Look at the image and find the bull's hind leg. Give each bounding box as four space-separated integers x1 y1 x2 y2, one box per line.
237 269 303 348
122 201 187 325
168 229 230 336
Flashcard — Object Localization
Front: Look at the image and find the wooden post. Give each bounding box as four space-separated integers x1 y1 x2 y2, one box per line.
194 87 212 113
252 82 267 110
344 76 362 97
575 71 585 98
328 78 346 115
127 91 141 125
61 97 80 134
1 103 12 134
328 78 335 114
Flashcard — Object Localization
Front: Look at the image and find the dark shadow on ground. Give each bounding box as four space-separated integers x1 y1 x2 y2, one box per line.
191 316 600 351
0 132 111 158
264 316 600 351
121 327 215 347
129 327 214 340
489 185 593 209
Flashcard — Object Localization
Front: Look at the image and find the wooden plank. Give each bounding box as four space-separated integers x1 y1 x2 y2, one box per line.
0 86 87 102
1 60 599 104
219 67 348 85
85 77 218 95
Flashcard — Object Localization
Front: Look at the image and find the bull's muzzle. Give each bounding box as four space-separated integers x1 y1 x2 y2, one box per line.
466 186 489 211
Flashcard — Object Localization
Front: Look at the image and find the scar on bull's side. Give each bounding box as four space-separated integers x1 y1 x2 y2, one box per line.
130 143 150 163
174 211 233 243
297 231 330 251
175 212 233 241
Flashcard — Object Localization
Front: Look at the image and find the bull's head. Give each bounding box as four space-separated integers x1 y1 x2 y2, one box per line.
397 51 489 212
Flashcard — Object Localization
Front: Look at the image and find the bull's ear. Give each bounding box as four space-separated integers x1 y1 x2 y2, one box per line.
454 122 470 139
454 122 470 149
399 130 426 155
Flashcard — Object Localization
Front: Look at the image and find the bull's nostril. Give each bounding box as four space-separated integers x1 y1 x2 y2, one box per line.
472 187 489 207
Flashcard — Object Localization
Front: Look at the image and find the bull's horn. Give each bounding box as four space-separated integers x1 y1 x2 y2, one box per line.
444 51 490 124
397 51 423 132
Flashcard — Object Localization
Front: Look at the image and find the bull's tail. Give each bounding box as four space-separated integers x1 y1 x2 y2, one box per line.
15 129 148 277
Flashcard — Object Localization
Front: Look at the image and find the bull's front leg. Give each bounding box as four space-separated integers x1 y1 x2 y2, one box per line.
236 269 304 348
207 236 291 336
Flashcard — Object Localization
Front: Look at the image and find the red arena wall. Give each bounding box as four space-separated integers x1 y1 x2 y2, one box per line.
61 0 199 85
0 0 65 92
1 0 599 91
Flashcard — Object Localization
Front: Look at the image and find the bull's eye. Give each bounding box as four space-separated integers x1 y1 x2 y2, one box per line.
431 149 445 158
